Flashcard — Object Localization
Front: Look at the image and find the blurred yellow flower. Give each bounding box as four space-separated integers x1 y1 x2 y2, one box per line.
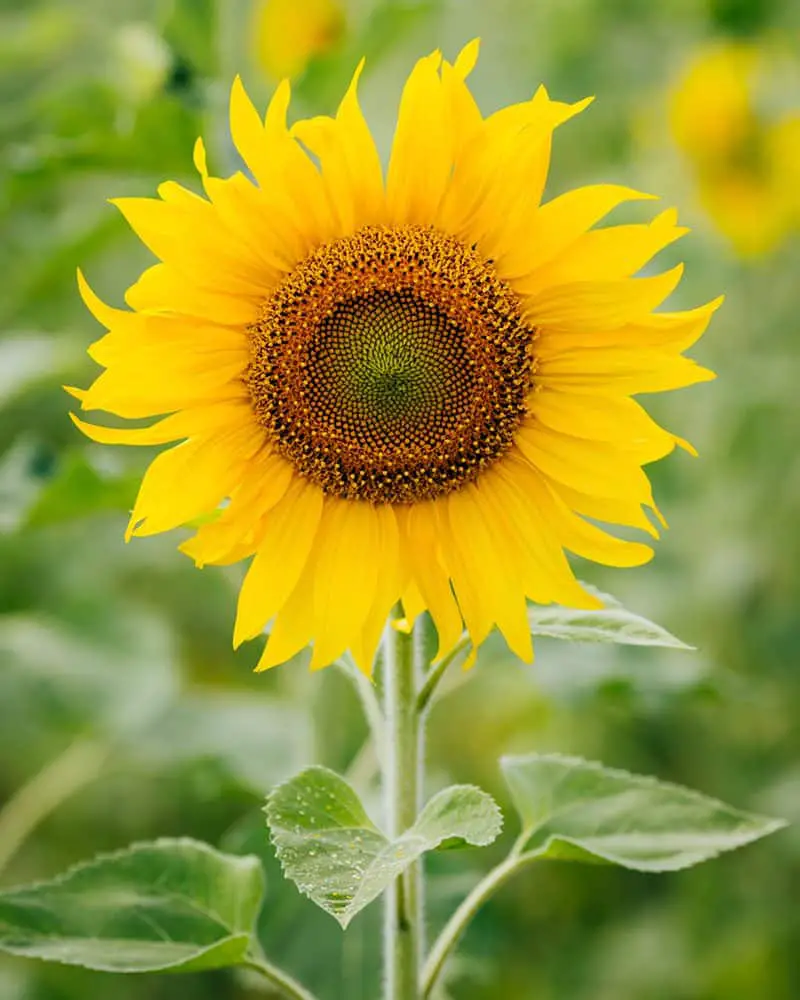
253 0 345 80
669 41 799 256
70 43 718 674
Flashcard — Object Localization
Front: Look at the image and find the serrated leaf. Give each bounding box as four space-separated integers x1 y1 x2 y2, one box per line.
266 768 501 928
502 753 786 872
0 839 264 973
528 587 691 649
415 784 503 851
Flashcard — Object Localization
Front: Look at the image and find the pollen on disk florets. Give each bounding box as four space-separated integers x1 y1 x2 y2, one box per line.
246 225 537 504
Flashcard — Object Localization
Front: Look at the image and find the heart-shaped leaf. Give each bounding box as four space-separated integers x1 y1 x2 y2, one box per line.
266 767 501 927
502 753 786 871
528 587 691 649
0 839 264 972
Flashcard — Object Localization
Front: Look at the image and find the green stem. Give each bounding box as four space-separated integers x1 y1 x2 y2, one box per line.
244 951 321 1000
416 634 470 716
337 652 385 765
0 738 108 877
383 609 423 1000
422 850 536 998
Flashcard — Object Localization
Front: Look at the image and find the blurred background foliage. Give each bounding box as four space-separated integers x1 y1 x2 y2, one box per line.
0 0 798 998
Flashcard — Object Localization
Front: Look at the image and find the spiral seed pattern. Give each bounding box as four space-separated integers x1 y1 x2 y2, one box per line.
246 225 537 504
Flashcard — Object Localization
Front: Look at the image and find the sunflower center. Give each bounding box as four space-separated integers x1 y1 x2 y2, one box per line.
246 225 536 504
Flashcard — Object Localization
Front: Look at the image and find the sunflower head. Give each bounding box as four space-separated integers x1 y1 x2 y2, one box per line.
253 0 345 80
669 41 800 256
71 42 720 675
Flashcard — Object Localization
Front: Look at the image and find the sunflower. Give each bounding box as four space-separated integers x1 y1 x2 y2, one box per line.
70 42 719 674
669 41 800 256
253 0 345 81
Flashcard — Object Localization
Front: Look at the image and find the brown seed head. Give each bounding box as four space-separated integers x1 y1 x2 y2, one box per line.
246 225 537 504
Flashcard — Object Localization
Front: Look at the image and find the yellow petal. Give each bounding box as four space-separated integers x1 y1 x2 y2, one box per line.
230 76 336 252
77 269 136 332
180 449 295 567
517 208 688 293
516 423 655 503
542 477 660 538
444 485 533 661
292 59 385 235
535 294 723 355
534 351 716 395
310 499 380 669
399 502 464 660
500 186 658 282
111 195 271 296
70 398 252 447
524 466 654 567
480 458 601 608
530 389 679 462
77 354 247 419
127 420 265 539
125 263 261 326
463 92 595 257
88 313 246 367
256 561 317 671
387 51 451 226
349 504 402 675
234 479 324 646
202 172 300 274
523 265 684 331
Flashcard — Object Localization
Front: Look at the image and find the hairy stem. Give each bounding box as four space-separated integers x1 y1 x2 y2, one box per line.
416 634 471 716
0 738 108 877
422 850 536 998
244 950 321 1000
383 610 423 1000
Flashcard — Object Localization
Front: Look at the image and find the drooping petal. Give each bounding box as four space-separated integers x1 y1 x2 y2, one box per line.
233 479 324 646
516 423 656 504
310 499 381 669
349 504 402 674
522 466 654 567
480 457 603 609
181 449 295 567
443 485 533 662
127 419 266 539
398 502 464 660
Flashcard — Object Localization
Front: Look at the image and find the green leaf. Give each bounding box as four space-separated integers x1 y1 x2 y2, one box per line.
502 753 786 872
266 767 501 928
0 839 264 973
528 587 692 649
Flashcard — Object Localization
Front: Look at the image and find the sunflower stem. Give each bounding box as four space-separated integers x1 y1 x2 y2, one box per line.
382 608 423 1000
244 945 321 1000
421 851 537 998
416 634 471 716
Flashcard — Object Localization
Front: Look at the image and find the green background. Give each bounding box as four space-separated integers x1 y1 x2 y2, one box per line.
1 0 798 997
